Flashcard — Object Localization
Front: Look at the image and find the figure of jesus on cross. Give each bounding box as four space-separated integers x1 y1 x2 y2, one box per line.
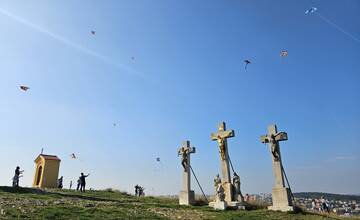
211 122 234 161
178 142 195 172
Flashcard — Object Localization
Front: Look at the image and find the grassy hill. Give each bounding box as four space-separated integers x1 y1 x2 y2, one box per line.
0 186 353 220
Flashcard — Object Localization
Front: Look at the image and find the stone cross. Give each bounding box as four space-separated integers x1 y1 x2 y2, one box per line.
260 124 293 211
178 140 196 205
260 124 288 188
211 122 234 184
211 122 235 202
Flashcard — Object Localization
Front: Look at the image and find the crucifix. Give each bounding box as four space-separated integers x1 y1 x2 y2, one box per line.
211 121 235 202
178 140 196 205
260 124 288 188
260 124 293 211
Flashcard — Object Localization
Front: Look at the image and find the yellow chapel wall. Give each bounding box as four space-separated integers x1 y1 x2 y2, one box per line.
41 159 60 188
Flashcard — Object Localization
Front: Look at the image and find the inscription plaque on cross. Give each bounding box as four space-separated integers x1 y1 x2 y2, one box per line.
178 140 196 205
210 122 235 202
260 124 293 211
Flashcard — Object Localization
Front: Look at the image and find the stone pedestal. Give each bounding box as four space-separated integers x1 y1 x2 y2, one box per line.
268 187 293 212
228 201 246 210
179 190 195 205
209 201 245 210
209 201 228 210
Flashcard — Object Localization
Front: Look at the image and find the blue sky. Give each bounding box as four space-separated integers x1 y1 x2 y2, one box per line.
0 0 359 195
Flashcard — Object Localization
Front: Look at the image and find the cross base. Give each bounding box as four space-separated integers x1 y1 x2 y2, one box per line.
209 201 227 210
268 205 294 212
269 187 293 212
209 201 245 210
179 190 195 206
227 201 246 210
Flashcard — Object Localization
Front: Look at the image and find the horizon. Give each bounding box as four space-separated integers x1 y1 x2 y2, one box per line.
0 0 359 196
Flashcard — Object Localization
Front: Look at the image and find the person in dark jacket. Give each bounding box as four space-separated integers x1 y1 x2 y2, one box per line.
13 166 24 187
79 173 90 192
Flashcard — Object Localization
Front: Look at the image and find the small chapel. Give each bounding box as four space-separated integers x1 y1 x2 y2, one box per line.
32 154 61 188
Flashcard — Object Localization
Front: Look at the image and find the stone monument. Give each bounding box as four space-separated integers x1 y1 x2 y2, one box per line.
260 124 294 212
178 140 196 205
209 122 245 210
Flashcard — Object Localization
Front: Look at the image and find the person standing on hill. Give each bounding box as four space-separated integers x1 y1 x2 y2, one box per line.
80 173 90 192
311 199 316 211
76 178 81 191
135 185 139 196
13 166 24 187
58 176 63 189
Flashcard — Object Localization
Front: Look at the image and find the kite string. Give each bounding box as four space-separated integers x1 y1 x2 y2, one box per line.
317 13 360 43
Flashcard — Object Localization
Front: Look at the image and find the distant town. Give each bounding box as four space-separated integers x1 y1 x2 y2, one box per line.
247 192 360 217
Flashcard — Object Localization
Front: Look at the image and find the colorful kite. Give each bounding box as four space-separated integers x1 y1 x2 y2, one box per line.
280 50 288 57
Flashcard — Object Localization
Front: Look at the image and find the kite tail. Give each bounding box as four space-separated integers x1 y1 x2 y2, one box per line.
317 13 360 43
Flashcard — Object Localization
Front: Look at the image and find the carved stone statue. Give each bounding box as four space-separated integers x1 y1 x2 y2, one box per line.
261 130 288 162
232 172 244 202
214 174 221 188
216 135 226 160
267 134 280 161
178 147 189 171
216 184 225 202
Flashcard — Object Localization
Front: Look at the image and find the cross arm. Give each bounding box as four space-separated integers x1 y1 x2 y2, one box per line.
274 132 288 142
210 130 235 140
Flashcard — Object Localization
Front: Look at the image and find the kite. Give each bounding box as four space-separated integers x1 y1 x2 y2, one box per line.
280 50 288 57
70 153 77 159
113 123 116 127
305 7 317 15
20 86 30 91
244 60 251 70
304 7 359 43
91 31 96 35
156 157 160 162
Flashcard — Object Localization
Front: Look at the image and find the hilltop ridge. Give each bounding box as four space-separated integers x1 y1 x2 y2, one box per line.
0 186 352 219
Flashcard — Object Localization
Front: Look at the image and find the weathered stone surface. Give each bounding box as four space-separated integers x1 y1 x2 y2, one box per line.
227 201 246 210
209 201 227 210
179 190 195 206
268 187 293 211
